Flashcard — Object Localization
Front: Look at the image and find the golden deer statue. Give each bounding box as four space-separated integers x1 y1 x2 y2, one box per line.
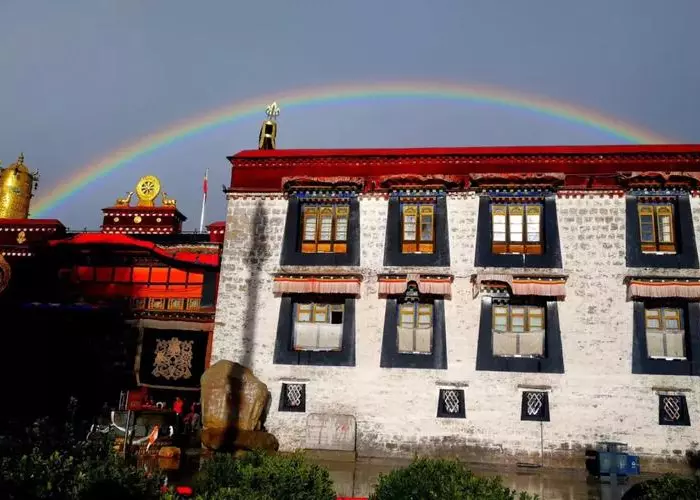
115 191 134 206
161 192 177 207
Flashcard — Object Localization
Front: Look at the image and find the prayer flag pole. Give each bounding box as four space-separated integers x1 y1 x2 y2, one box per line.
199 169 208 233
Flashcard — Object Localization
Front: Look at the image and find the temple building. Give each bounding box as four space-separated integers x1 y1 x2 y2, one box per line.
212 105 700 471
0 157 224 420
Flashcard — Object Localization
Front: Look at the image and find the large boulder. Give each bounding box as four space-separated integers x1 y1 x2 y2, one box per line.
200 360 270 450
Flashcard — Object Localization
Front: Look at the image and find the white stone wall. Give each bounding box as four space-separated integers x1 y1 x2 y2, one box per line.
212 193 700 468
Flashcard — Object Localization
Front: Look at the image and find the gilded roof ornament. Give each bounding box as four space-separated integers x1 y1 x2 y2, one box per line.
265 101 280 121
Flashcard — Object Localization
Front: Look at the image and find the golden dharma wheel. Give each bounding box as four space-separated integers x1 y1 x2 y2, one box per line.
135 175 161 205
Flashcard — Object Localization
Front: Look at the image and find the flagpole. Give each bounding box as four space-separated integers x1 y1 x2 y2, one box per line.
199 169 208 233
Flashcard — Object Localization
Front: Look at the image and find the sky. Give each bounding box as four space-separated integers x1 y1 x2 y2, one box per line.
1 0 699 229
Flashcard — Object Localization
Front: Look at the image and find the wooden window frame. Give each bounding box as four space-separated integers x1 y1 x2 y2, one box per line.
491 203 543 255
401 203 435 254
293 301 345 352
644 306 686 360
300 203 350 254
397 302 433 354
491 303 546 358
638 203 676 254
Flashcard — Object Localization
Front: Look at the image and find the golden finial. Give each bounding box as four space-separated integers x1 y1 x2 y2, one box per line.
17 153 24 166
259 102 279 150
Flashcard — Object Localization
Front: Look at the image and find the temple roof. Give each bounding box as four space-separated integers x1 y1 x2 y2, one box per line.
228 144 700 192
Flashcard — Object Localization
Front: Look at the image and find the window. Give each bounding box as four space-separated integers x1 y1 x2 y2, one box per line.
279 383 306 412
397 302 433 354
301 204 349 254
521 391 550 422
638 204 675 254
492 304 545 357
644 307 685 359
659 395 690 426
293 302 344 351
437 389 466 418
401 204 435 254
491 204 542 255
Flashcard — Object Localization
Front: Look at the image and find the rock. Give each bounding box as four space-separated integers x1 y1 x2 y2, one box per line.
200 360 270 450
231 430 279 452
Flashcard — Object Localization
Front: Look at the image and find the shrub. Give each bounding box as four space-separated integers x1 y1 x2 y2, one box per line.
622 473 700 500
0 411 161 500
369 457 539 500
193 450 335 500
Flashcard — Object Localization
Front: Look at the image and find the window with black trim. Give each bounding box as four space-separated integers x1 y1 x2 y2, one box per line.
380 283 447 369
521 391 550 422
638 203 676 254
384 193 450 267
476 296 564 373
491 203 543 255
274 295 356 366
631 300 700 376
475 194 561 269
492 302 546 357
625 194 699 269
658 394 690 426
401 203 435 254
644 307 686 359
300 204 349 254
279 383 306 412
437 389 465 418
280 195 360 266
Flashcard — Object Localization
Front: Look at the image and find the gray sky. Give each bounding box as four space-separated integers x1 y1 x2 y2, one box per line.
1 0 699 229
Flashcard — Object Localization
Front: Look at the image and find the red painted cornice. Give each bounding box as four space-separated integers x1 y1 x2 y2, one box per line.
227 144 700 192
48 233 220 268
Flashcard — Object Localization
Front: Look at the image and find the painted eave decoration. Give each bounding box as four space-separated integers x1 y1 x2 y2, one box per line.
228 144 700 193
48 233 220 268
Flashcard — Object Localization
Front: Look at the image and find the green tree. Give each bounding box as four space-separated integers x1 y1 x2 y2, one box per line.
370 457 538 500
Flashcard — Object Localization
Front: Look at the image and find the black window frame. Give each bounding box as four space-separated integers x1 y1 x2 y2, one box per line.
632 299 700 376
476 296 564 373
380 297 447 369
521 391 550 422
658 394 690 426
280 195 360 266
273 295 356 366
474 193 562 269
436 388 466 419
384 192 450 267
279 383 306 413
625 193 699 269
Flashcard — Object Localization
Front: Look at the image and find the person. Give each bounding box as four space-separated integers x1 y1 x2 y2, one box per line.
173 396 184 433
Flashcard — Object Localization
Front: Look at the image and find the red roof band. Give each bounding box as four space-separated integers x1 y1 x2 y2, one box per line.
48 233 220 268
227 144 700 192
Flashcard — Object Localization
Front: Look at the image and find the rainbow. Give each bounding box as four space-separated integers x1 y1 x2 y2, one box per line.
32 81 673 216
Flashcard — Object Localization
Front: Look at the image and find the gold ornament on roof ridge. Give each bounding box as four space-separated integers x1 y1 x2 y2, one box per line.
161 191 177 207
135 175 161 206
0 152 40 219
259 101 280 150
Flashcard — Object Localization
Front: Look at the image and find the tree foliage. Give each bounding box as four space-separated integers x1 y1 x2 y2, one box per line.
369 457 539 500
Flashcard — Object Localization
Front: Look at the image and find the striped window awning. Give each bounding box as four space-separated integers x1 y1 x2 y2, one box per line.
626 277 700 300
473 273 567 299
272 275 361 296
378 274 453 297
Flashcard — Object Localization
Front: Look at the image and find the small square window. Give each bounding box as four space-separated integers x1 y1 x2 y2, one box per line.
658 395 690 426
638 203 676 254
279 383 306 412
300 204 349 254
401 203 435 254
521 391 550 422
437 389 466 419
644 307 686 359
491 203 543 255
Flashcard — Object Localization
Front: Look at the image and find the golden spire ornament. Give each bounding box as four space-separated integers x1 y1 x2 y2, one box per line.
0 153 40 219
258 101 280 150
